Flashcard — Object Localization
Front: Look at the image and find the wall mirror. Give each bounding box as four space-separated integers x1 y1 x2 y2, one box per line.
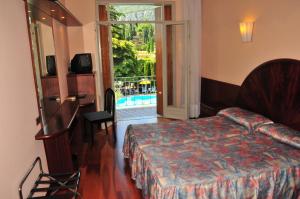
27 2 61 119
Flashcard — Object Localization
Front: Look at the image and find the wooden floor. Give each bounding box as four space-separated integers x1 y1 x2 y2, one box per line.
77 117 163 199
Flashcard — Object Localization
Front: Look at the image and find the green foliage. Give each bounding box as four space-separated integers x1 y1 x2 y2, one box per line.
112 38 139 77
110 6 156 78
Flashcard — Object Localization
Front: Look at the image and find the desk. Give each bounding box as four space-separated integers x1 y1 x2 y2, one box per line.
35 95 95 173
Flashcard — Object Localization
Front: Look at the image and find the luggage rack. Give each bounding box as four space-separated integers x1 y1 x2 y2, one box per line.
19 157 81 199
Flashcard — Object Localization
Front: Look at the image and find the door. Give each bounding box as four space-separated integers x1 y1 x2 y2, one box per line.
162 22 189 120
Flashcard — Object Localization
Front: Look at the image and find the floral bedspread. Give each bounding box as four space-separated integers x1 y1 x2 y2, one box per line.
123 116 248 157
123 116 300 199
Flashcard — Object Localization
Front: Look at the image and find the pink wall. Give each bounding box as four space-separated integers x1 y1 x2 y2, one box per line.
65 0 102 109
68 27 84 59
53 19 70 100
0 0 47 198
202 0 300 85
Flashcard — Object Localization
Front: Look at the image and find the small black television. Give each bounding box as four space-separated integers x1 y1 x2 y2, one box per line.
46 55 57 76
70 53 93 74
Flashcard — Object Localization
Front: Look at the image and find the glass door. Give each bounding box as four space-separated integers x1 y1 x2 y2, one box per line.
162 22 189 119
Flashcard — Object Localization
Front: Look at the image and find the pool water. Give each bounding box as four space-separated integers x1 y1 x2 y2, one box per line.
116 94 157 108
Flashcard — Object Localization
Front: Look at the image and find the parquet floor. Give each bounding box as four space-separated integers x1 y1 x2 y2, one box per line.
78 117 165 199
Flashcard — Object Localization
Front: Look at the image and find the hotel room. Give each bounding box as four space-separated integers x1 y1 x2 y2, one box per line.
1 0 300 198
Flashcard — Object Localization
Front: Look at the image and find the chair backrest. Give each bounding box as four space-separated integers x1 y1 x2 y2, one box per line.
104 88 115 119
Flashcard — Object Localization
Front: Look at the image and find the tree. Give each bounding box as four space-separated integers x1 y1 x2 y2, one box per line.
109 6 156 78
112 38 139 77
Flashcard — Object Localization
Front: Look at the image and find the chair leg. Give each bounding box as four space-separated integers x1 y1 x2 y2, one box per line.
90 122 94 145
112 121 116 141
83 118 87 141
105 122 108 135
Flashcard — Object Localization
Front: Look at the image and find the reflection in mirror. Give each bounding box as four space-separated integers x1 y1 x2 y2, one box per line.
27 3 61 119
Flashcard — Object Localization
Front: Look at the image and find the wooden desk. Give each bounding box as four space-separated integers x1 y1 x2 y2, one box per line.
36 100 79 173
35 95 96 174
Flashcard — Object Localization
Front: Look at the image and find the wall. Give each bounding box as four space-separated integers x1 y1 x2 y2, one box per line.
53 19 70 100
65 0 103 109
0 0 47 198
202 0 300 85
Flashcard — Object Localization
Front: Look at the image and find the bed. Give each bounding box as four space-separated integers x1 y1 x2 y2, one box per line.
123 59 300 199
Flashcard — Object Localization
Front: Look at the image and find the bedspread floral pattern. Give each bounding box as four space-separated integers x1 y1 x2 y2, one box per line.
123 116 300 199
256 123 300 149
124 116 248 155
217 107 273 132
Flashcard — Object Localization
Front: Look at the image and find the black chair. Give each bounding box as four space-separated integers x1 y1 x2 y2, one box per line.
83 88 116 144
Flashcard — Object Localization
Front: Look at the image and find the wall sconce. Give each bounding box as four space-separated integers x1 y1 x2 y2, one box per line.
239 22 254 42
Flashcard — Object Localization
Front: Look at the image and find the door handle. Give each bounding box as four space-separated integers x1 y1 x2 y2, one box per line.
158 91 162 94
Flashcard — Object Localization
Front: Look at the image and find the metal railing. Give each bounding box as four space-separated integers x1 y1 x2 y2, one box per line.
114 76 157 108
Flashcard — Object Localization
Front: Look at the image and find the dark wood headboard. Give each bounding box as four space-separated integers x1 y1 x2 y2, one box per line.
236 59 300 131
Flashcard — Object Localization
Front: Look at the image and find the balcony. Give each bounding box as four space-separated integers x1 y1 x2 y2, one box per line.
114 76 157 109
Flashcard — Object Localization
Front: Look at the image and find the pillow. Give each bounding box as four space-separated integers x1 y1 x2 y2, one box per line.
217 107 273 132
256 123 300 149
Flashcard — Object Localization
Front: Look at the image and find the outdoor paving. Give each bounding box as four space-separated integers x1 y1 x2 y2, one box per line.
116 106 157 121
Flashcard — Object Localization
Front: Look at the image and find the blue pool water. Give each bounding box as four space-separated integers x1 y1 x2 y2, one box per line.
116 94 157 108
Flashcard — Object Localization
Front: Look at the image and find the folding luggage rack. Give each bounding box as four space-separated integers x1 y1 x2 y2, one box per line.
19 157 81 199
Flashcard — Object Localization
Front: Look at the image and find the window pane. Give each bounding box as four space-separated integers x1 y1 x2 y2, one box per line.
109 5 162 21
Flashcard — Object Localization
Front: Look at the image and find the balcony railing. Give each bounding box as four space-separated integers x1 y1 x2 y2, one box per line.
114 76 157 108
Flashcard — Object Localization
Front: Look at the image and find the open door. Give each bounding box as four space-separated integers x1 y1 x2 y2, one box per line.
98 5 112 92
162 22 189 120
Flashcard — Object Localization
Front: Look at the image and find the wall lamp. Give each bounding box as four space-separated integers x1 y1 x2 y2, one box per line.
239 22 254 42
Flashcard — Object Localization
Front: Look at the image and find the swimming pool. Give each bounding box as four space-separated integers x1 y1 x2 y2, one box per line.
116 94 157 109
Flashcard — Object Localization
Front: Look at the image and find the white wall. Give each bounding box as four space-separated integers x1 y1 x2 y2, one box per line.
0 0 47 198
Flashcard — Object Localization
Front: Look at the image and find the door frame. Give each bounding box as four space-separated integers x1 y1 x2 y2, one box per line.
96 2 189 119
162 21 189 120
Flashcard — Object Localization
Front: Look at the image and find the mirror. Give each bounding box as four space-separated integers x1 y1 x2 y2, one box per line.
27 3 61 119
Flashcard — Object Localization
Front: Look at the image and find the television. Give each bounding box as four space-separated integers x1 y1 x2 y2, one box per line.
46 55 57 76
70 53 93 74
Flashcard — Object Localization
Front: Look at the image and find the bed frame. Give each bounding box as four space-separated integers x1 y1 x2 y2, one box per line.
236 58 300 131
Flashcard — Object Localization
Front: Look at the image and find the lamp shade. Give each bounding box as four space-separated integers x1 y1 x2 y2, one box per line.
239 22 254 42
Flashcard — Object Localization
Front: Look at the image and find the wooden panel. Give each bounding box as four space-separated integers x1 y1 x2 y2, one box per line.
237 59 300 131
41 76 60 97
43 132 74 173
165 6 173 106
200 77 240 117
99 5 112 92
201 77 240 107
68 73 96 95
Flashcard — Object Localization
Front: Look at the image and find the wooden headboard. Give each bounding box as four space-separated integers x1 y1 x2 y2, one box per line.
236 59 300 131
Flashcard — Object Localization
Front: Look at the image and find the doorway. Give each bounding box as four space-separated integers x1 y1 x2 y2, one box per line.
97 3 189 120
109 5 161 120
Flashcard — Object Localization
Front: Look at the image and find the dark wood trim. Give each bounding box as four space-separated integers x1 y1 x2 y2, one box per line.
99 5 112 92
67 73 96 96
35 100 79 140
236 59 300 131
41 76 60 97
200 77 240 116
43 132 74 173
165 5 173 106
